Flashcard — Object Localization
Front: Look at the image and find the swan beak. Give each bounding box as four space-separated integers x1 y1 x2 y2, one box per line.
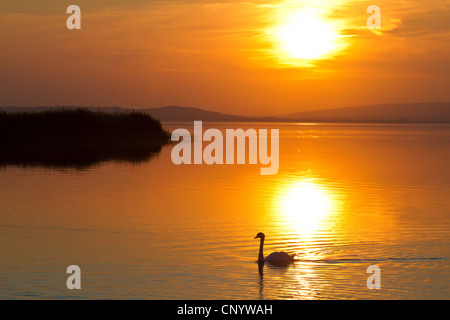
254 236 259 239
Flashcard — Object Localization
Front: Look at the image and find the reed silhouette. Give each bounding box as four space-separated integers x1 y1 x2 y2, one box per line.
0 109 170 169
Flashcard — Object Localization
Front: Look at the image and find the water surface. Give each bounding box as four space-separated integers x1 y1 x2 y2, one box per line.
0 123 449 299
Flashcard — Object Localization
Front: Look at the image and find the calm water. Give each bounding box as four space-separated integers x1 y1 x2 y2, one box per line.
0 123 449 299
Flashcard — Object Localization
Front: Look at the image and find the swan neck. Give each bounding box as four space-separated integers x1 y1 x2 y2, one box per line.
258 236 265 262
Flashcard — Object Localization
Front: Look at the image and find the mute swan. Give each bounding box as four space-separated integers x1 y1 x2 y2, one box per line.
254 232 295 264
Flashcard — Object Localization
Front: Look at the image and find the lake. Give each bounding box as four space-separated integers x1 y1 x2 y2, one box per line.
0 122 449 299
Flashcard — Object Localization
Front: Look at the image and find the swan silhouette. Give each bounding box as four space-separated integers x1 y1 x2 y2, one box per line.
254 232 295 264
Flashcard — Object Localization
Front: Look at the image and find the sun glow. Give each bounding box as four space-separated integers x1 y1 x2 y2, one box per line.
278 180 337 234
272 8 345 66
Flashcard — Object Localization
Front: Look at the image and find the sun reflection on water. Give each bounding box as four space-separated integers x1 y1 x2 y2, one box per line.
276 179 340 236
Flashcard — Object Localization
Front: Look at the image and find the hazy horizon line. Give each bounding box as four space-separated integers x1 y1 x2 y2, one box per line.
1 101 450 118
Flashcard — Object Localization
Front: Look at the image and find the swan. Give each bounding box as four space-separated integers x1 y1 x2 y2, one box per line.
254 232 295 264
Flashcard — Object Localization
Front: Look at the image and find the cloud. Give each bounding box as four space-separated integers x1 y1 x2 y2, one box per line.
386 10 450 38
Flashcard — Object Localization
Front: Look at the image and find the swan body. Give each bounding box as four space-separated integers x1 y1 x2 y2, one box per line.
265 251 296 263
254 232 295 264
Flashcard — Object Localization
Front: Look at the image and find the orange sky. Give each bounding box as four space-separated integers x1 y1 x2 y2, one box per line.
0 0 449 115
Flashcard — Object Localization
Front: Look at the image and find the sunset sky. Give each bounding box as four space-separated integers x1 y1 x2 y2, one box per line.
1 0 449 115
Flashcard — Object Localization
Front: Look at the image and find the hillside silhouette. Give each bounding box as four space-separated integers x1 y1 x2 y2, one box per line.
1 102 450 123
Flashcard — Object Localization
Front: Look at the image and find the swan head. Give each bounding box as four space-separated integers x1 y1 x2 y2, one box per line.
254 232 265 239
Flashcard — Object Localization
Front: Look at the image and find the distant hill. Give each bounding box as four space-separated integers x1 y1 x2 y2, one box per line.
1 102 450 123
141 106 250 122
143 103 450 123
283 102 450 123
0 105 278 122
140 106 279 122
0 106 126 114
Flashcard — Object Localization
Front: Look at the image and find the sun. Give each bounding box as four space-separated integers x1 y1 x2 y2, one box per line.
273 8 343 64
